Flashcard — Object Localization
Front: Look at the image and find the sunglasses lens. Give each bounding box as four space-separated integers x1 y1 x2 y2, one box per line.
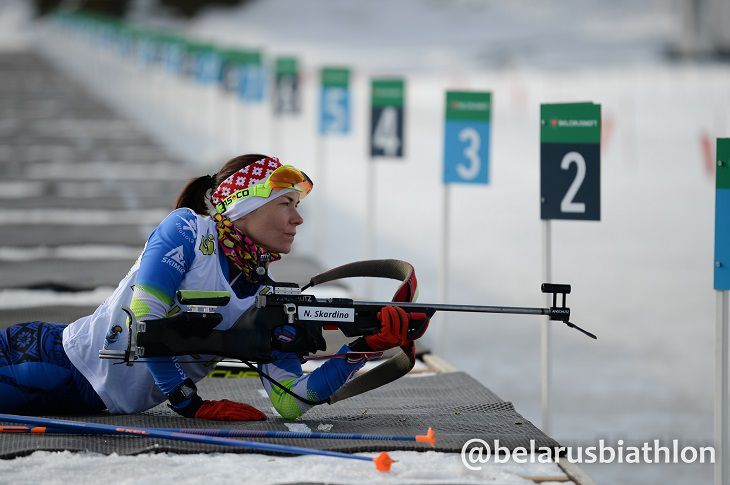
268 166 313 198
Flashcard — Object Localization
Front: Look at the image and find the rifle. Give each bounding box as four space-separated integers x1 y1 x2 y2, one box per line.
99 259 595 404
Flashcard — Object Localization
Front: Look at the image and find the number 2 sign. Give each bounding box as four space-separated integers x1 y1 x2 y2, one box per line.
540 102 601 221
370 79 404 158
443 91 491 184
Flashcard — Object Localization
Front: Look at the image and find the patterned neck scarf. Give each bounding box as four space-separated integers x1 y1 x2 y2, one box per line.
212 213 281 283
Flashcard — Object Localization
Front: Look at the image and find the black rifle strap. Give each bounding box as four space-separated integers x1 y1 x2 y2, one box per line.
302 259 420 404
328 344 415 404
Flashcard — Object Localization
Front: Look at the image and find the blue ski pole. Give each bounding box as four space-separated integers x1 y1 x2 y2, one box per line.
0 424 435 445
0 414 394 472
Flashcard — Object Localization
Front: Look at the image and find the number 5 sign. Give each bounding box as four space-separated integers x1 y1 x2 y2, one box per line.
370 79 404 158
319 67 350 135
540 102 601 220
443 91 491 184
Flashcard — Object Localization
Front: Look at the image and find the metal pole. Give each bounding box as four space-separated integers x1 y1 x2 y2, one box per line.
352 300 552 317
0 424 435 444
314 135 326 256
365 158 375 298
542 219 552 435
437 184 451 353
716 290 729 485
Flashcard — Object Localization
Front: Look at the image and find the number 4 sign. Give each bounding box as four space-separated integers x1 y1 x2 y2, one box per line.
443 91 491 184
370 79 404 158
540 102 601 220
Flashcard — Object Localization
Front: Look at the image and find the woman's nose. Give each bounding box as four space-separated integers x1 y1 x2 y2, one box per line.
292 209 304 226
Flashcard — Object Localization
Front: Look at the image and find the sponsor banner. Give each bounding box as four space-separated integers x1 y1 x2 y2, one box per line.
541 103 601 144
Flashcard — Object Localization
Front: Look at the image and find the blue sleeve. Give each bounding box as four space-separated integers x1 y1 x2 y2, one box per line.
134 208 199 399
135 208 198 303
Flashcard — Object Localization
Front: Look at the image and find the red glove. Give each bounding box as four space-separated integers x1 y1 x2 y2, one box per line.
194 399 267 421
364 305 410 351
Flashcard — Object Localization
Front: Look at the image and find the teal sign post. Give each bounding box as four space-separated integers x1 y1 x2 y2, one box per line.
716 139 730 290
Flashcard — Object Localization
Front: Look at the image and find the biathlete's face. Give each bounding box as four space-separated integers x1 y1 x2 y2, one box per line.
233 192 303 254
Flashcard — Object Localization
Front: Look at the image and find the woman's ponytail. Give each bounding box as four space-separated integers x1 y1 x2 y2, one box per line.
175 174 216 215
175 154 269 215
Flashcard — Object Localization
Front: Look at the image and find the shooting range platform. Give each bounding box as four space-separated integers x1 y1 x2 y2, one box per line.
0 369 557 457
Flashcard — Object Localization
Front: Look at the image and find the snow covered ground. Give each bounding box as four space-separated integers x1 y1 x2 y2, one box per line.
3 0 729 483
0 450 572 485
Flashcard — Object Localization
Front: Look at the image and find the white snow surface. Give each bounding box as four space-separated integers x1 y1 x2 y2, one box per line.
0 450 571 485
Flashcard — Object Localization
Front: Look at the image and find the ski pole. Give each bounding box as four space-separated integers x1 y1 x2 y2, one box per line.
0 424 435 445
0 414 394 472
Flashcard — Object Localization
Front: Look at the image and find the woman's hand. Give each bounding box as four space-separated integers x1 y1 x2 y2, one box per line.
363 305 410 351
193 399 266 421
168 378 266 421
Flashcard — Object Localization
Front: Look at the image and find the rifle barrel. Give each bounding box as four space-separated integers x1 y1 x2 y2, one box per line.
352 301 550 317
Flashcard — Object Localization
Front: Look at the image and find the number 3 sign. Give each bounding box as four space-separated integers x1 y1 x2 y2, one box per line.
540 102 601 221
443 91 491 184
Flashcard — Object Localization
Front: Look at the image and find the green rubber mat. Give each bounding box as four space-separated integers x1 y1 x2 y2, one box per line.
0 372 559 457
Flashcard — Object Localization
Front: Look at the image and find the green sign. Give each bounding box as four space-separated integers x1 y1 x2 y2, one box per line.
718 138 730 189
321 67 350 88
371 79 404 108
275 57 298 76
541 103 601 144
445 91 491 122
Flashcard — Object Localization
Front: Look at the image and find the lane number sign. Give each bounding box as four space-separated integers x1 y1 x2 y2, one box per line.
443 91 491 184
540 102 601 220
319 67 350 135
370 79 404 158
716 138 730 290
234 50 265 102
274 56 300 114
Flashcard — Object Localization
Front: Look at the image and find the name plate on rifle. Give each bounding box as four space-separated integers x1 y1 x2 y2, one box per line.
297 306 355 322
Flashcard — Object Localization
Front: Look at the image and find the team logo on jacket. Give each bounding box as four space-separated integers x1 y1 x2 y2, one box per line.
176 216 197 243
162 246 186 273
199 234 215 256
